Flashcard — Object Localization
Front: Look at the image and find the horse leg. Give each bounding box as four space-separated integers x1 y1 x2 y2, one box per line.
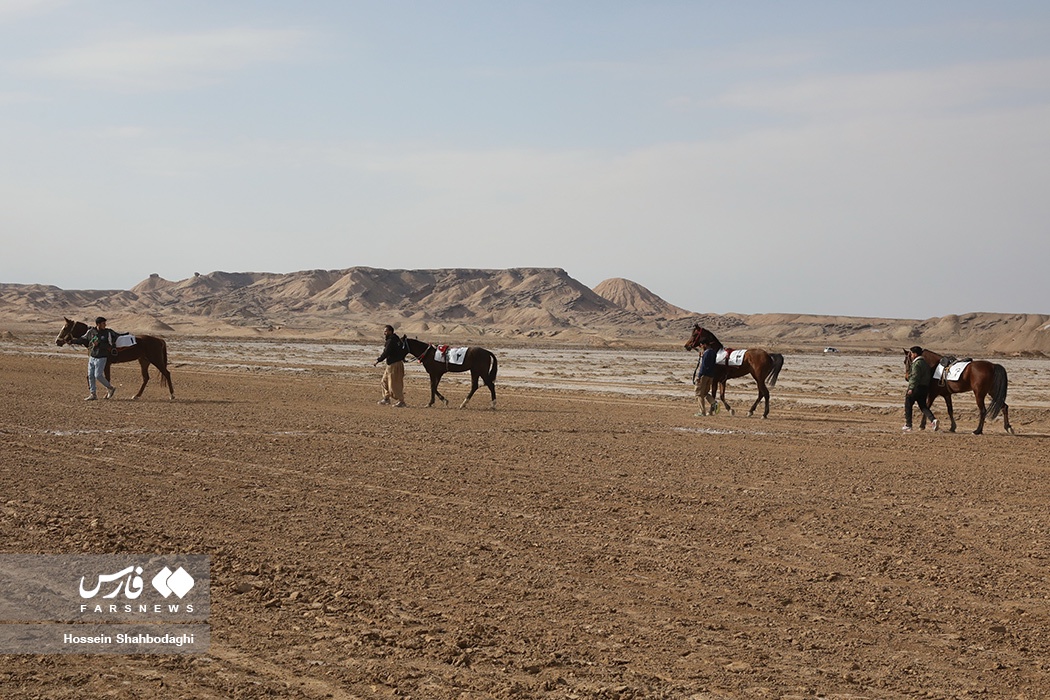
430 373 448 407
133 357 150 399
460 371 480 409
1002 402 1013 434
943 393 957 433
486 374 496 409
920 390 936 430
972 390 987 435
155 358 175 400
748 377 768 418
715 382 731 415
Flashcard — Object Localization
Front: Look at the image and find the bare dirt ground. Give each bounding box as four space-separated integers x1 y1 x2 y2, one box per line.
2 338 1049 699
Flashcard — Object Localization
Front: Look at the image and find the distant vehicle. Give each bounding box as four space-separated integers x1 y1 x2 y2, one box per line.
823 347 839 354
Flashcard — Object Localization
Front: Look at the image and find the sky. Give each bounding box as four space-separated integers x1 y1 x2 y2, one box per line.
2 1 1049 319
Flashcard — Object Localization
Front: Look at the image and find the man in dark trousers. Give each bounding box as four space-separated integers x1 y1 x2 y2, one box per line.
903 346 938 432
374 324 408 407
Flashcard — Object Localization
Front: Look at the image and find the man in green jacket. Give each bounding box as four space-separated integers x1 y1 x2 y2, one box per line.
903 346 938 432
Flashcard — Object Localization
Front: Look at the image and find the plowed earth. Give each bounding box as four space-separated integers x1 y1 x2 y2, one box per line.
1 341 1049 699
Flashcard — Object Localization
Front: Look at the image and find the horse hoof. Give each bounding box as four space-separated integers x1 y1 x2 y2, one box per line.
972 429 983 435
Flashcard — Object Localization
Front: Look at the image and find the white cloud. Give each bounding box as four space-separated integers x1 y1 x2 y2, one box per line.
716 57 1050 120
0 0 64 23
20 27 309 91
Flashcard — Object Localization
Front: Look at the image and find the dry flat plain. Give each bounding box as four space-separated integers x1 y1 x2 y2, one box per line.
1 336 1049 699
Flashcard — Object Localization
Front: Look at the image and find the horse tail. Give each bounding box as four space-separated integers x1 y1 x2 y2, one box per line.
988 363 1008 420
766 353 785 387
158 338 171 391
488 351 499 384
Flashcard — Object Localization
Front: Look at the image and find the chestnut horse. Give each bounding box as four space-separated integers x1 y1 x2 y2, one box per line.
904 349 1011 435
684 324 784 418
56 318 175 400
402 337 498 409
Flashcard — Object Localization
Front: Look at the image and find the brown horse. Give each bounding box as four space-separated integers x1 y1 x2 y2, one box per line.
56 318 175 400
403 336 498 409
685 324 785 418
905 349 1011 435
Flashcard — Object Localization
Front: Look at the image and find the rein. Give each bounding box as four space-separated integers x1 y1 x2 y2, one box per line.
405 341 433 364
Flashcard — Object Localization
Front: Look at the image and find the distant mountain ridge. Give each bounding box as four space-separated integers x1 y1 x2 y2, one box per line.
0 268 1047 353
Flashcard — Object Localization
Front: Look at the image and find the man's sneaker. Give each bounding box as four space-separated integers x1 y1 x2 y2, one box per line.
931 419 939 432
694 411 708 417
84 394 97 401
105 387 116 400
901 425 912 432
377 398 391 405
711 402 720 415
393 401 407 408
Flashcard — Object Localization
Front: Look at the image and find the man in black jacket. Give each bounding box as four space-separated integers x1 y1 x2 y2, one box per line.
70 316 119 401
373 324 407 407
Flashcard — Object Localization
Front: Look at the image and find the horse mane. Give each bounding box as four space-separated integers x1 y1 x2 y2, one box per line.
697 326 724 350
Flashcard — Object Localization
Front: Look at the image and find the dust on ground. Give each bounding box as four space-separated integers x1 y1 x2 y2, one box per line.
1 338 1048 699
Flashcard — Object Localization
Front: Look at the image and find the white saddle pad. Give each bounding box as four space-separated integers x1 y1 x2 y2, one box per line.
115 334 136 348
715 348 747 367
434 346 468 365
932 360 969 382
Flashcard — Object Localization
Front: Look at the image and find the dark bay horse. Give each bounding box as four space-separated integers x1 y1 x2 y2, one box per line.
685 324 785 418
402 337 498 409
905 349 1011 435
56 318 175 400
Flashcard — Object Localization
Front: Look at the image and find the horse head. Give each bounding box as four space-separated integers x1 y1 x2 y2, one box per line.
685 324 720 351
56 317 87 346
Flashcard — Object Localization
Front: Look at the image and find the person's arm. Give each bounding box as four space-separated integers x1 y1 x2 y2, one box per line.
375 339 391 365
70 330 92 347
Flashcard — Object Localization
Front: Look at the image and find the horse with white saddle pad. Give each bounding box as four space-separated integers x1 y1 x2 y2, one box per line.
403 337 499 409
906 349 1011 435
56 318 174 400
685 325 785 418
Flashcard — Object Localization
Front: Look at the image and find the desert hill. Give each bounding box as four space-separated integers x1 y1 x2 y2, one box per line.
593 278 692 319
1 269 1047 354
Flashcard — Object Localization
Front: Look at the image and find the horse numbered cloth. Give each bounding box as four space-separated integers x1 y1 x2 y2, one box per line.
434 346 468 365
115 334 137 349
932 360 970 382
715 348 747 367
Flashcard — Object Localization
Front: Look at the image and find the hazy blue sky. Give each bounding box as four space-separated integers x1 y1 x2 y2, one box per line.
3 1 1049 318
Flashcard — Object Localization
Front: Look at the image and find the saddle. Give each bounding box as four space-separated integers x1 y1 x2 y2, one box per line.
715 348 747 367
935 356 972 385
